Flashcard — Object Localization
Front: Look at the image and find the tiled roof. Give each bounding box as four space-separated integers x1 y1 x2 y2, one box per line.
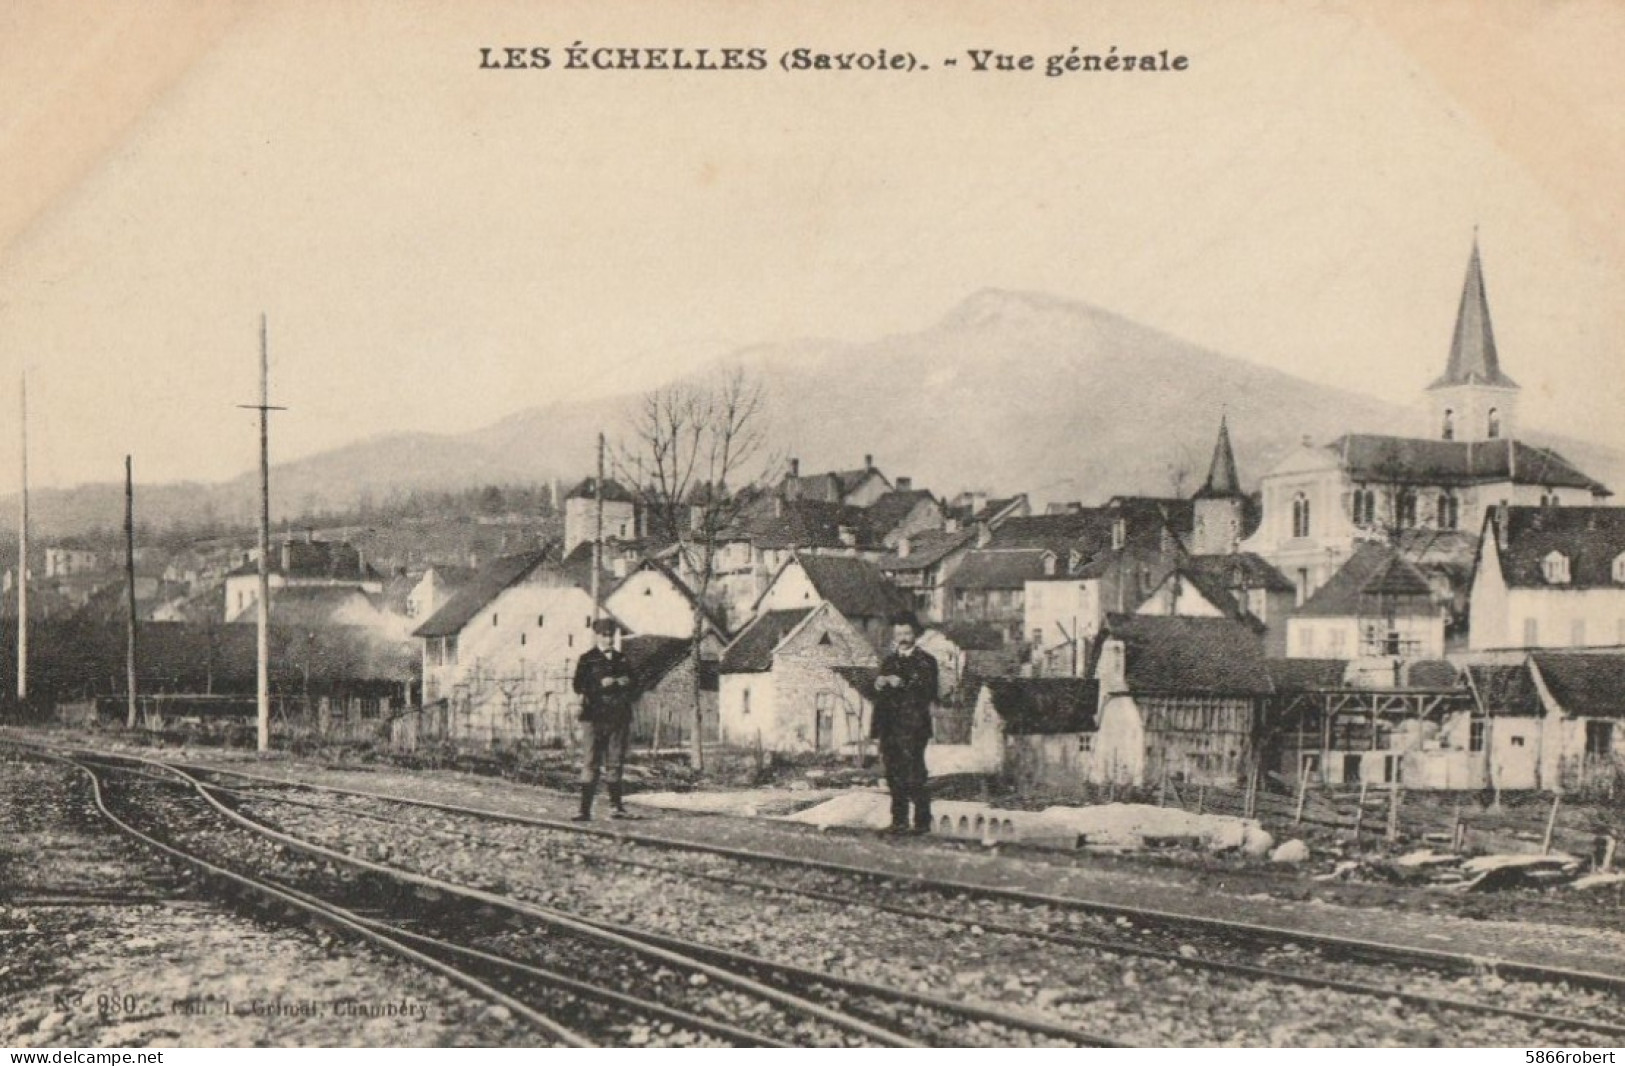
1265 658 1348 692
620 635 695 687
1186 552 1296 594
944 549 1051 591
928 620 1008 652
719 608 815 673
1107 496 1196 535
261 586 383 629
863 490 938 540
878 529 974 572
832 665 879 700
412 550 550 638
1492 506 1625 590
988 512 1114 552
566 477 636 503
982 677 1100 735
225 539 382 582
1101 614 1272 695
1531 653 1625 720
1334 434 1607 494
1294 543 1435 618
610 557 729 637
794 553 912 621
1465 663 1542 717
728 496 878 550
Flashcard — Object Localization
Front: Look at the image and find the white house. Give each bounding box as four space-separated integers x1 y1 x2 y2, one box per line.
716 602 879 753
1469 505 1625 651
563 477 637 557
1286 543 1445 664
224 536 385 622
413 549 617 742
605 557 728 643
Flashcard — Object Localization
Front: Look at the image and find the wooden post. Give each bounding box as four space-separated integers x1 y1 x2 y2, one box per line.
124 456 139 730
255 316 271 753
1602 835 1617 873
1451 799 1463 853
1196 784 1205 815
16 372 27 704
1353 778 1368 843
1158 763 1168 808
1293 768 1310 824
1386 784 1401 843
1542 792 1561 854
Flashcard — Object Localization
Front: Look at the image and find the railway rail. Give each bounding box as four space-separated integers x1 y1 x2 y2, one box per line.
21 744 1117 1048
10 738 1624 1045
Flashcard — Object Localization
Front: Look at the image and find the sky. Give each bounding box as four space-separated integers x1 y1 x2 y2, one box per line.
0 0 1621 493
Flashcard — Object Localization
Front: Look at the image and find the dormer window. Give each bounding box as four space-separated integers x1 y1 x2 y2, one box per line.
1111 518 1126 551
1042 551 1058 576
1542 551 1571 585
1442 409 1455 441
1612 553 1625 584
1487 408 1501 439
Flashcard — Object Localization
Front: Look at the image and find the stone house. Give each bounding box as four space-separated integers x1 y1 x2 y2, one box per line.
752 552 913 654
562 477 638 557
717 602 879 753
971 678 1101 789
622 634 719 747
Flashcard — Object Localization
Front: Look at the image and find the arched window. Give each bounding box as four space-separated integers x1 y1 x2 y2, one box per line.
1352 487 1376 527
1487 408 1501 439
1396 489 1418 528
1442 409 1455 441
1292 494 1311 538
1437 493 1458 530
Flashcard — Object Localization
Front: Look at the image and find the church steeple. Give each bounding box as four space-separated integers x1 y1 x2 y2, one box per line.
1427 235 1520 443
1195 414 1242 499
1191 415 1247 555
1431 235 1516 391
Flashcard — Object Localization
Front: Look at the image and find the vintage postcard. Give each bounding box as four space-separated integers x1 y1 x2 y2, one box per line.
1 0 1623 1054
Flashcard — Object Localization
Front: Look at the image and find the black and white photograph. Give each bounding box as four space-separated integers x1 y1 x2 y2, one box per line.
1 0 1624 1053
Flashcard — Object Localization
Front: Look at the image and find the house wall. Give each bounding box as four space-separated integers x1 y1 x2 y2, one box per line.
607 569 705 639
757 562 822 613
420 582 598 723
718 671 778 748
1024 578 1096 675
1287 614 1444 661
631 655 718 746
563 497 636 556
1485 588 1625 652
1489 715 1544 790
1134 580 1228 619
1094 694 1145 785
880 499 946 548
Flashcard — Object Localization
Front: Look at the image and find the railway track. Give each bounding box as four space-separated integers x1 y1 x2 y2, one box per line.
11 739 1623 1044
31 746 1117 1048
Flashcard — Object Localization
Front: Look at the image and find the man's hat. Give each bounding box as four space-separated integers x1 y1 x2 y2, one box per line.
592 618 620 637
888 610 921 633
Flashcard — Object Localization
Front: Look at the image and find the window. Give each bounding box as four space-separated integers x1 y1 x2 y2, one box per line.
1352 488 1376 527
1523 618 1539 646
1031 629 1043 647
1299 628 1315 657
1327 628 1346 657
1586 721 1614 757
1291 494 1311 538
1442 409 1455 440
492 613 499 627
1613 554 1625 584
1079 734 1094 753
1395 490 1418 529
537 614 545 626
1296 569 1309 606
742 687 752 715
1541 490 1562 508
1437 494 1458 530
520 632 527 646
1469 720 1485 753
1542 551 1571 584
1487 408 1501 439
1510 735 1526 748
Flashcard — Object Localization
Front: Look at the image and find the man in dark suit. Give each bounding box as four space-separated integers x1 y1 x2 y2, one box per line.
870 611 938 834
571 618 637 821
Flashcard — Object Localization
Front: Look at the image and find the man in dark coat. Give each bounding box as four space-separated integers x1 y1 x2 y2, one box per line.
571 618 637 821
870 611 938 834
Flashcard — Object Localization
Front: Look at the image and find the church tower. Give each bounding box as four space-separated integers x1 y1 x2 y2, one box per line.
1427 237 1520 443
1191 415 1247 555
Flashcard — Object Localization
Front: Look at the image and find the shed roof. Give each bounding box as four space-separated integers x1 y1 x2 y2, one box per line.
719 608 816 673
1532 653 1625 720
983 677 1100 735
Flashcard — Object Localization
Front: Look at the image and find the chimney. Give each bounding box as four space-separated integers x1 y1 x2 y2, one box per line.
1111 518 1126 552
774 496 784 518
864 454 874 469
976 521 991 548
897 536 911 559
838 525 857 547
612 556 630 580
788 457 800 478
896 476 912 492
945 516 960 534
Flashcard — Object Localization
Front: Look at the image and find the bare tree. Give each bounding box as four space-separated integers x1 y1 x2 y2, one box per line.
616 366 775 771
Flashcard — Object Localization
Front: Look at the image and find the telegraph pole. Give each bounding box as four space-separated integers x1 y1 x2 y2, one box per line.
237 316 285 753
591 432 604 623
16 372 27 704
125 455 138 729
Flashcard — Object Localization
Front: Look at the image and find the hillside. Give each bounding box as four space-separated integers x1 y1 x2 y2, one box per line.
6 289 1620 539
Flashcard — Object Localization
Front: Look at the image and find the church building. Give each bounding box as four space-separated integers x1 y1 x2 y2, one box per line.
1242 240 1611 603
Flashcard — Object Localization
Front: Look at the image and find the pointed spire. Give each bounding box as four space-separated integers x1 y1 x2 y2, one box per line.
1194 415 1242 499
1431 234 1517 390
